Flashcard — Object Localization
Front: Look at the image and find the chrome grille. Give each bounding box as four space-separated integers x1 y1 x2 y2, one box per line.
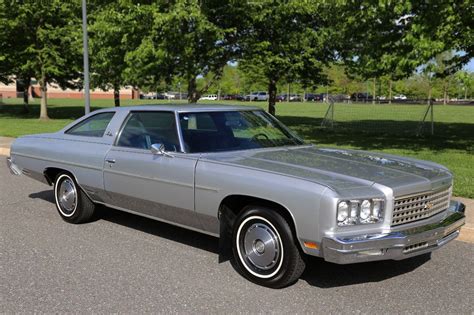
392 187 451 226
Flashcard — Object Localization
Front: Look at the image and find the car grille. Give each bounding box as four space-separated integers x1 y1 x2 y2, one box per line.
392 187 451 226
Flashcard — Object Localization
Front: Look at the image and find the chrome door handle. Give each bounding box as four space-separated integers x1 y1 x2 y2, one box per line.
105 158 116 164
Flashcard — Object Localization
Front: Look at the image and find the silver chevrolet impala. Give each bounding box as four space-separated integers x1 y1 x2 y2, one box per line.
6 105 466 288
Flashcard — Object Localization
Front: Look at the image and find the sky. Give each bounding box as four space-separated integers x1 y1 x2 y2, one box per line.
464 59 474 72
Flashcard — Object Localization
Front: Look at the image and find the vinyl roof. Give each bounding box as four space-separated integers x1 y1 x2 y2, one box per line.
96 103 261 113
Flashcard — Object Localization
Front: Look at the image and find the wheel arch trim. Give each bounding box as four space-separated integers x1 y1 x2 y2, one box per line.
43 167 95 202
218 194 300 241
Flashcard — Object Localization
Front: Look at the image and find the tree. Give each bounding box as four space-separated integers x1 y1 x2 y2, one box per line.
1 0 82 119
405 1 474 74
235 1 337 115
124 0 234 103
0 1 36 112
455 71 474 100
341 1 474 99
89 1 151 107
420 52 457 104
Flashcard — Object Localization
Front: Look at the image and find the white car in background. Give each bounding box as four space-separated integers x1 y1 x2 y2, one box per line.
394 94 407 100
200 94 218 101
245 91 269 101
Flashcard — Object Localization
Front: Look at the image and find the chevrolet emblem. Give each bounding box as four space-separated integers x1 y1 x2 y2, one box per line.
424 202 434 210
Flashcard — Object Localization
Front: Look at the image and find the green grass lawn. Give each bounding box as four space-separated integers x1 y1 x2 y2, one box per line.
1 98 473 198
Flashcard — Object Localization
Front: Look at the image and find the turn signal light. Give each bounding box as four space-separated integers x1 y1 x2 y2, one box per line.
304 242 319 250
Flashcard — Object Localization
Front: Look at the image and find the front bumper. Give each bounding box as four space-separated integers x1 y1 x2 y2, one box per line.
6 156 22 175
322 201 465 264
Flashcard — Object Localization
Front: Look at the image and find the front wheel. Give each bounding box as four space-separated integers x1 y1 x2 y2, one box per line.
232 206 305 288
54 173 96 224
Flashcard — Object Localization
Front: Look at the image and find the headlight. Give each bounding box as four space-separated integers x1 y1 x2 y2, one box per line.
337 198 384 226
337 201 349 223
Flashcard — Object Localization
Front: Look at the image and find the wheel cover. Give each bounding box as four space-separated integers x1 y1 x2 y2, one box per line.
243 222 281 270
58 178 77 215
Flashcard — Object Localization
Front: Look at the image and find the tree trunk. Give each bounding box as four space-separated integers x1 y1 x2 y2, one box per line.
443 80 447 105
114 85 120 107
287 83 290 103
39 75 49 120
188 77 199 103
268 79 277 115
428 86 432 105
22 77 30 113
372 78 376 104
388 79 392 104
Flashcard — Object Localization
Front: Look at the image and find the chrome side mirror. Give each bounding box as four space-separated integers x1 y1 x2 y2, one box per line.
150 143 173 157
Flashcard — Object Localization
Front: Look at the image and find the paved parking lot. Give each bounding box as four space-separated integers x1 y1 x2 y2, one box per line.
1 163 473 313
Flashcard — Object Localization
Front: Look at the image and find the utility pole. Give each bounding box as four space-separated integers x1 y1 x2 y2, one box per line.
82 0 90 114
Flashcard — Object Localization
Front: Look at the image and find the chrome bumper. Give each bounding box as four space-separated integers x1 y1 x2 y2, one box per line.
322 201 466 264
6 157 22 175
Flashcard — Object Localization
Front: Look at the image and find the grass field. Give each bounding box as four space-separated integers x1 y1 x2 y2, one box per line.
1 97 473 198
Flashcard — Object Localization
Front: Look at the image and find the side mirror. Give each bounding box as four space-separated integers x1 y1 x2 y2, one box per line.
151 143 166 155
150 143 173 157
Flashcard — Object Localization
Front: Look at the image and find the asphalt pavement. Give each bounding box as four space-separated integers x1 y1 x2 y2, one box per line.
1 163 473 313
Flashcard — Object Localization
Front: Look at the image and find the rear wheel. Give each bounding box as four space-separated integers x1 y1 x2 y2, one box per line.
54 173 95 224
232 206 305 288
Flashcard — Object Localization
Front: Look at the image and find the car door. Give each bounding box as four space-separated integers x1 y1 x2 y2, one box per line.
103 111 201 230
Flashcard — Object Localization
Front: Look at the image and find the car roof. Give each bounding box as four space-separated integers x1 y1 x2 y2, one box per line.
94 104 261 113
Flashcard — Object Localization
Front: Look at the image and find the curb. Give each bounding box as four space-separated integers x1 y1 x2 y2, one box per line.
0 147 10 156
458 226 474 243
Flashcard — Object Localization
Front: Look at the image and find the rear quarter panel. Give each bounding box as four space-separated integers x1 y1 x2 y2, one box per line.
9 110 126 201
11 135 111 199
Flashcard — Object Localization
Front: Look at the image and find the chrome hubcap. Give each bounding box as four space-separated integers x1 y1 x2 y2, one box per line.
58 178 76 214
243 223 281 270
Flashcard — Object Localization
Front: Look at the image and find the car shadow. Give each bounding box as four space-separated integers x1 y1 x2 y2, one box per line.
95 205 220 255
29 190 55 203
28 190 219 255
300 254 430 288
28 189 430 288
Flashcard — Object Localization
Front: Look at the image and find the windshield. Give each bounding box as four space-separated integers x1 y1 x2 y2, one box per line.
179 110 304 153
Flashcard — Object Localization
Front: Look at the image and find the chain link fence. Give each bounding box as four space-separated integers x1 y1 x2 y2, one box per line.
319 98 435 136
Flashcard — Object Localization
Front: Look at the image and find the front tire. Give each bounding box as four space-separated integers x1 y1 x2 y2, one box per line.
232 206 305 288
54 173 95 224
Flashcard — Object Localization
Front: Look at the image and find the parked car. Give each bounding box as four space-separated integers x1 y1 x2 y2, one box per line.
200 94 218 101
7 105 465 288
394 94 407 100
140 92 158 100
276 94 303 102
351 93 373 101
222 94 245 101
276 94 287 102
288 94 302 102
327 94 350 102
244 91 269 101
306 93 326 101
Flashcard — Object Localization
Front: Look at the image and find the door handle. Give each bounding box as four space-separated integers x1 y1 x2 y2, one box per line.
105 158 116 164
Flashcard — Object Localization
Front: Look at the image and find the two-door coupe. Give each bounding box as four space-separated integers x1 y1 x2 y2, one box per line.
7 105 465 288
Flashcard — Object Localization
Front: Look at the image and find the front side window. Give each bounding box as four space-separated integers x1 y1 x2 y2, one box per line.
179 110 303 153
116 111 180 152
66 112 115 137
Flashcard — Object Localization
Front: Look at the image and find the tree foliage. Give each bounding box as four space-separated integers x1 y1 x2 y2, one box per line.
1 0 82 119
234 1 338 114
123 0 234 102
89 1 149 106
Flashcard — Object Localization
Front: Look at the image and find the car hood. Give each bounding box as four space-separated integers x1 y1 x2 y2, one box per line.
202 146 452 197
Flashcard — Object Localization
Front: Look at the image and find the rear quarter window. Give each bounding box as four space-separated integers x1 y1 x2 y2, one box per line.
66 112 115 137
